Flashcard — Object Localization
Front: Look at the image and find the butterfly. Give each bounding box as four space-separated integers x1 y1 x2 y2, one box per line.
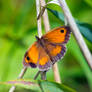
23 26 71 71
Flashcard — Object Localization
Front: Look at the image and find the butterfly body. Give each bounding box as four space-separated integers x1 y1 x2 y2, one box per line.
23 26 71 71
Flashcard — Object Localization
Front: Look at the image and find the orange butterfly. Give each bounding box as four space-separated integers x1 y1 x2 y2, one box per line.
23 26 71 71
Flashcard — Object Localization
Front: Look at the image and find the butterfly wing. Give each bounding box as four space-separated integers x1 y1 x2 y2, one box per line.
37 45 52 71
40 26 70 66
43 41 66 65
23 41 52 71
35 42 66 71
23 42 39 68
42 26 71 44
23 26 71 71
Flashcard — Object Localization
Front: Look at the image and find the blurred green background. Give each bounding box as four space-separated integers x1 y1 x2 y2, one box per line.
0 0 92 92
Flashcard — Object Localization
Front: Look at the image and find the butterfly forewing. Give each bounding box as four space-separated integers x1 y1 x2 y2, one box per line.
23 42 39 68
42 26 71 44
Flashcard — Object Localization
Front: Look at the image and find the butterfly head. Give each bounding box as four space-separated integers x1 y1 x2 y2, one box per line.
35 36 41 41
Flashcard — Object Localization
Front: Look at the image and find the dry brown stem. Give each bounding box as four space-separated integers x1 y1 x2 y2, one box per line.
40 0 61 83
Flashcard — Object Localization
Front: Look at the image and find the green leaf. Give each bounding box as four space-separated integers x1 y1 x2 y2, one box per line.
77 22 92 43
0 79 76 92
39 80 76 92
47 8 92 43
84 0 92 7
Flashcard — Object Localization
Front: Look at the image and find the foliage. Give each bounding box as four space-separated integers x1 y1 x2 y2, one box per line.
0 0 92 92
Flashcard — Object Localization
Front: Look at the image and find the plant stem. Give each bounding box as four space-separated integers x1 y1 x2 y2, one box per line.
36 0 42 38
9 67 27 92
36 0 47 80
17 67 27 79
52 64 61 83
58 0 92 69
40 0 50 32
40 0 61 83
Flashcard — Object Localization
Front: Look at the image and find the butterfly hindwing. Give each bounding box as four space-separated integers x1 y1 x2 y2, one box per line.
43 41 66 65
37 45 52 71
37 42 66 71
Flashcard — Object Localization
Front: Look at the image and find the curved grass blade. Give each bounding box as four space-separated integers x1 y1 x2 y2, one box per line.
38 80 76 92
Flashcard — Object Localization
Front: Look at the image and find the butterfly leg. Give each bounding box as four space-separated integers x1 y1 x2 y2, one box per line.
41 71 47 80
34 70 47 80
